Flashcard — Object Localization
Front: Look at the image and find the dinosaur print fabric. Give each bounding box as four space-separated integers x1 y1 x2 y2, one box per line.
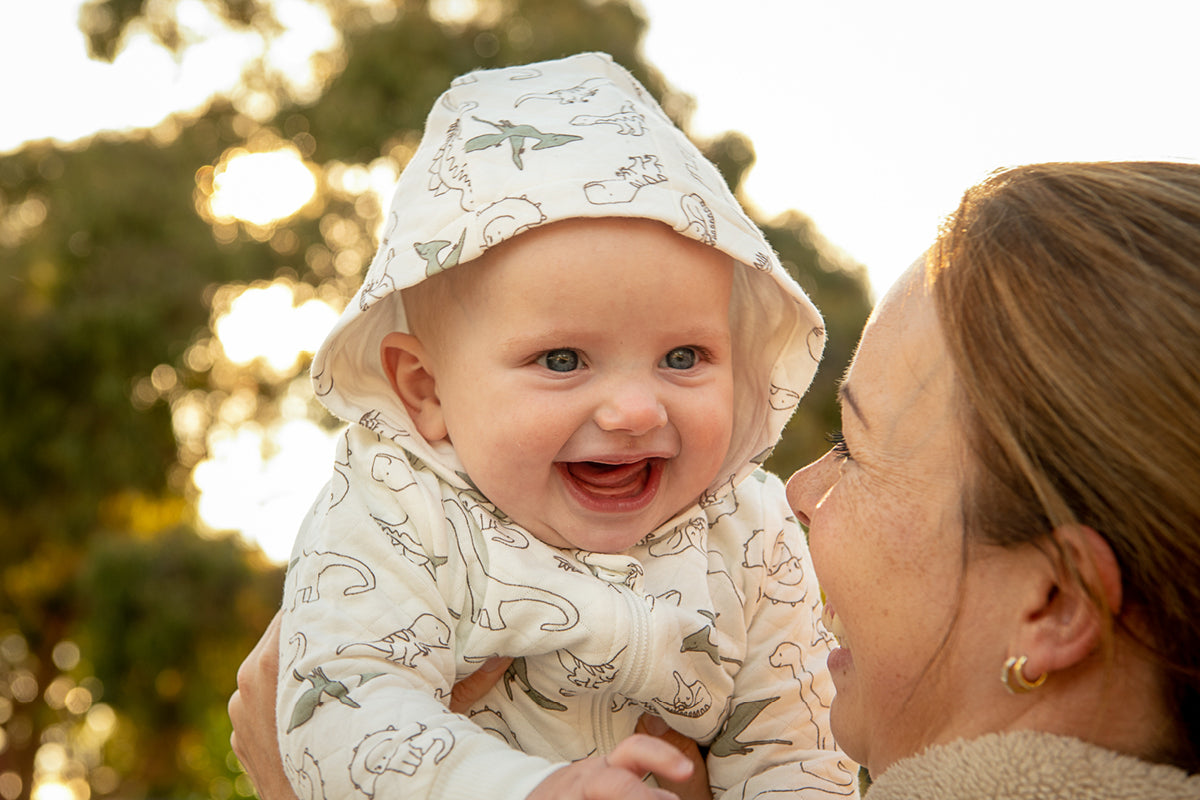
279 53 854 800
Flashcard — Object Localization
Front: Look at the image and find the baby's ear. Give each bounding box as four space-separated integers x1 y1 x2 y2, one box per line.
380 332 447 442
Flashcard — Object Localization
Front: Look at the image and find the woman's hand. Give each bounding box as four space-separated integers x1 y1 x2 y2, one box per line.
228 611 295 800
229 618 709 800
636 715 711 800
227 615 515 799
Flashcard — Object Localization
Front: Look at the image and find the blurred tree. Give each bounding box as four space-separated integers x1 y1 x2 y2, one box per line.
1 1 870 797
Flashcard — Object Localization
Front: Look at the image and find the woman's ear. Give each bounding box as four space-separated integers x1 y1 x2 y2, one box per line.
1018 525 1122 677
380 332 447 442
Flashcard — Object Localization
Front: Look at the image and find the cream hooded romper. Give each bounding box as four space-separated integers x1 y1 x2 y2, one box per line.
278 52 853 800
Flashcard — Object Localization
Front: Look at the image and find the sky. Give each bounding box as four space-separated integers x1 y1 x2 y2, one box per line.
5 0 1199 560
4 0 1200 296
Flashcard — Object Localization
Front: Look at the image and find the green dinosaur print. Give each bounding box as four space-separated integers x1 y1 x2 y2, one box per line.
287 667 362 733
502 657 568 712
681 624 739 666
464 116 582 170
709 696 790 758
413 229 466 276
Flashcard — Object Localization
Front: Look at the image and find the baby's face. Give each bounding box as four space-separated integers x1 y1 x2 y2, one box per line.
421 217 735 553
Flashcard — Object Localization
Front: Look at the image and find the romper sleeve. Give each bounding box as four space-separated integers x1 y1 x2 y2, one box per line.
704 471 860 799
277 429 562 800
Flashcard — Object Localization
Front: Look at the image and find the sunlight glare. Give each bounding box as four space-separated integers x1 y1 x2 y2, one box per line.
31 782 74 800
194 418 339 563
208 149 317 226
214 283 338 372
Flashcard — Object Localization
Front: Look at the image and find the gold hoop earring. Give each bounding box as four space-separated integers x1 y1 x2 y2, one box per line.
1001 655 1047 694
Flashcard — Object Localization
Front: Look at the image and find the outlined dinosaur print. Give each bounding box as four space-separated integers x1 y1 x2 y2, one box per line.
573 550 642 588
287 667 361 732
284 749 326 800
348 723 456 796
476 196 546 247
358 270 397 311
284 631 307 673
371 515 446 582
467 707 522 749
442 496 580 633
515 76 610 106
571 102 646 135
648 516 705 558
413 229 466 277
679 193 718 244
653 671 713 719
326 432 352 510
709 697 790 758
699 477 740 525
289 549 376 611
751 251 774 271
584 154 665 204
730 759 860 800
311 360 334 397
464 116 583 170
769 383 802 412
428 120 475 210
358 409 412 441
807 325 826 362
645 588 684 610
557 647 622 692
369 452 419 494
504 66 542 82
438 92 478 114
464 500 530 549
763 538 812 606
336 613 452 668
769 641 834 749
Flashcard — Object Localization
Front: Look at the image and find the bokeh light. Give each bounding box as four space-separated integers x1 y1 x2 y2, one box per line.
208 148 317 227
213 283 338 372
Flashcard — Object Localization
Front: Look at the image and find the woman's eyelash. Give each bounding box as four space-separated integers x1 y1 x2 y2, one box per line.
825 430 852 460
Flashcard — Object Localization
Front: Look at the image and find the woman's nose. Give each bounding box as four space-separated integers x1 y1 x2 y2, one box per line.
594 380 668 435
785 452 837 526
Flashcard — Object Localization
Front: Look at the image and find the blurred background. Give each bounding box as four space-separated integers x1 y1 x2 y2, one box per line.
1 0 1196 797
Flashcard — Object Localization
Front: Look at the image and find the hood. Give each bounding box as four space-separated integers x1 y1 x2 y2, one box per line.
311 52 825 499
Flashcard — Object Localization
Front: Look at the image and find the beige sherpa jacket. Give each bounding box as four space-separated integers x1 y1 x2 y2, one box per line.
866 731 1199 799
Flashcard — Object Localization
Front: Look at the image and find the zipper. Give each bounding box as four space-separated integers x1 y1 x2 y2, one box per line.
592 584 654 752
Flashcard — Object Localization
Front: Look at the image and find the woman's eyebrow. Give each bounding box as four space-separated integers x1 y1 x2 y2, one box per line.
837 383 869 430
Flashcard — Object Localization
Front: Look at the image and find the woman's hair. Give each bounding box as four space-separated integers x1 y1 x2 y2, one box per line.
927 161 1200 769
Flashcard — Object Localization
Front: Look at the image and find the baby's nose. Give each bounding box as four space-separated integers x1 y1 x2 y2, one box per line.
594 381 668 436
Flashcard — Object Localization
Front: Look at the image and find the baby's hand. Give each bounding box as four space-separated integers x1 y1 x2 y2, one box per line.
528 734 694 800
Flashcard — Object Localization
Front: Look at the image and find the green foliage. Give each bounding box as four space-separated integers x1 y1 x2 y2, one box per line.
77 529 282 794
1 1 872 796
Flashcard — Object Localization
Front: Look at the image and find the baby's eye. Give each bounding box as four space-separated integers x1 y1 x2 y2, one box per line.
662 347 699 370
538 349 581 372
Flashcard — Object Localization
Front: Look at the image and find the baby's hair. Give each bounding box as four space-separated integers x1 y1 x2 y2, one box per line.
401 260 482 351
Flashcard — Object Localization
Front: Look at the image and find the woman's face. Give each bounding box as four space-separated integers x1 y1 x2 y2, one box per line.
786 265 1025 774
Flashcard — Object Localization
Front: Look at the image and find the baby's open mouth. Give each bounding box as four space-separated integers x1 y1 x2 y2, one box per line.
557 458 664 509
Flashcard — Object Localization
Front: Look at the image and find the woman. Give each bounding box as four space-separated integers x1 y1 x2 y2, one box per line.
787 160 1200 796
231 162 1200 797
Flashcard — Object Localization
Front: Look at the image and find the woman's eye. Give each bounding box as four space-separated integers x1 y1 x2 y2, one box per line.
825 430 852 461
662 347 698 370
538 349 581 372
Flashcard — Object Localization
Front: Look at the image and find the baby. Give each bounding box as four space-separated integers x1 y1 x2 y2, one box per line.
279 52 852 799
